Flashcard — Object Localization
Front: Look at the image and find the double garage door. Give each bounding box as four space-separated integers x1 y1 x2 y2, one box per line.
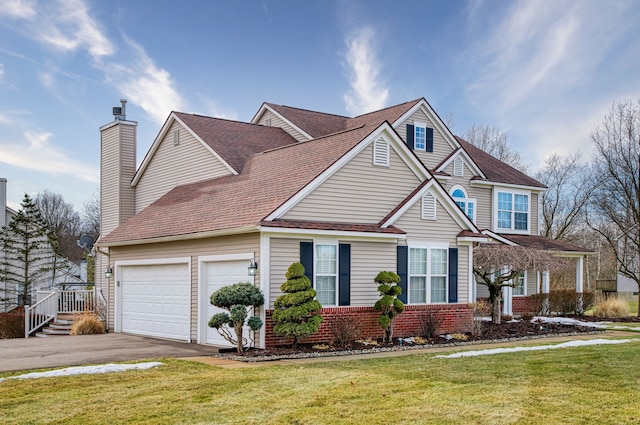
119 259 250 346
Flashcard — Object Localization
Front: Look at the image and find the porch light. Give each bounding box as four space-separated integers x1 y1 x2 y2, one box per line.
248 259 258 276
105 266 113 279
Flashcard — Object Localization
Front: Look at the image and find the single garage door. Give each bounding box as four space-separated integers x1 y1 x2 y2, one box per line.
120 263 190 341
204 260 251 346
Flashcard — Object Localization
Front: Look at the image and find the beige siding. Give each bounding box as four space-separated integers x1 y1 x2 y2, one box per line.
530 192 539 235
394 197 462 245
395 109 455 169
135 121 233 213
257 110 309 143
283 143 422 223
268 237 302 306
457 245 469 303
108 233 260 342
526 269 538 295
441 162 493 230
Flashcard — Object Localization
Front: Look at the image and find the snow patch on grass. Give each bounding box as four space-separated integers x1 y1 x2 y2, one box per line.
0 362 163 383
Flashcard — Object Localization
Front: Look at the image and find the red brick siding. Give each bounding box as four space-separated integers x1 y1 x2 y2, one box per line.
264 304 473 347
513 296 537 314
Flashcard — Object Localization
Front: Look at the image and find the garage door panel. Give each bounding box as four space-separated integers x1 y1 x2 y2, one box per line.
120 263 190 341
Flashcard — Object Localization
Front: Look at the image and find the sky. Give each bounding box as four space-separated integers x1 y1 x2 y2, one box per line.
1 0 639 212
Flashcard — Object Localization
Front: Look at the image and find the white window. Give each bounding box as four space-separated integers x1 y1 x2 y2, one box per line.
408 246 448 304
421 192 436 220
450 186 475 222
496 190 529 232
414 122 426 150
513 271 526 296
453 157 464 176
315 244 337 306
373 137 389 166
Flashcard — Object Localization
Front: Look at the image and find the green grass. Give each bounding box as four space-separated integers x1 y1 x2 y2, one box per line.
2 340 640 424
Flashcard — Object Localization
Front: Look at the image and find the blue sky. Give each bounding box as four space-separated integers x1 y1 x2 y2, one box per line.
1 0 639 211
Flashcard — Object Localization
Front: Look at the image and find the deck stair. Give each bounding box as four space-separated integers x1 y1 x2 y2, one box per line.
35 314 76 338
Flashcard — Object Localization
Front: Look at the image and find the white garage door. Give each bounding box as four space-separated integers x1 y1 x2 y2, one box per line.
120 263 190 341
204 260 251 346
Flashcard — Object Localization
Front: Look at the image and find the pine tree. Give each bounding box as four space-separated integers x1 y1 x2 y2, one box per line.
272 262 323 348
0 194 56 308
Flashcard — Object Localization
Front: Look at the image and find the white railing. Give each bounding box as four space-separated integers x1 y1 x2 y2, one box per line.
95 290 107 322
24 290 57 339
58 290 95 314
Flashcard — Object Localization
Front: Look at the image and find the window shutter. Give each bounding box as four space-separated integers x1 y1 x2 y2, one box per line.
406 124 415 150
421 192 436 220
426 128 434 152
397 246 408 303
373 137 389 166
454 157 463 176
448 248 458 303
300 241 314 284
338 244 351 306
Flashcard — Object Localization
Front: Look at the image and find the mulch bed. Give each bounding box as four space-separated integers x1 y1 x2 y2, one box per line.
214 319 608 362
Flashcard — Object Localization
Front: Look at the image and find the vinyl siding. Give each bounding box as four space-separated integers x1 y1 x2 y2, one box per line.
395 109 455 169
135 121 233 213
526 269 538 295
107 233 259 342
530 192 539 235
268 237 397 308
257 110 309 142
283 143 422 223
442 161 493 230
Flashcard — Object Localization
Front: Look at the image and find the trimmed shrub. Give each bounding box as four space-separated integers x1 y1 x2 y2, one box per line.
528 290 596 316
592 298 629 318
0 312 24 339
272 262 323 348
329 315 361 346
70 311 105 335
373 271 404 343
419 311 443 339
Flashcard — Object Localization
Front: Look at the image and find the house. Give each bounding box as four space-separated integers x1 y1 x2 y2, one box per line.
95 98 590 348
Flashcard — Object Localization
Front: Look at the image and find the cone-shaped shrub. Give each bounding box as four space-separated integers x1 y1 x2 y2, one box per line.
373 271 405 343
273 262 323 348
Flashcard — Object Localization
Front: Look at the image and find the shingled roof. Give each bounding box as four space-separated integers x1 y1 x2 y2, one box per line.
100 124 376 245
174 112 298 172
264 103 349 138
499 234 593 254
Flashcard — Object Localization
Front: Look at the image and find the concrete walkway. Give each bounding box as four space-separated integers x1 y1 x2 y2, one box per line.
1 331 637 373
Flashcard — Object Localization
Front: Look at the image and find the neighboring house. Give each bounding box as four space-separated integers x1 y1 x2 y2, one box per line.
95 98 590 348
0 178 83 312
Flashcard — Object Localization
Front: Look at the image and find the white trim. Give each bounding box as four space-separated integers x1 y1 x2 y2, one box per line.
512 270 527 296
392 100 461 152
471 179 545 193
259 226 403 242
481 230 519 246
421 192 436 220
314 241 339 306
99 119 138 132
97 226 259 247
264 123 431 221
259 234 270 348
250 103 313 140
372 136 390 166
413 121 427 151
436 148 486 179
450 185 477 223
406 242 450 304
466 243 474 303
493 188 531 235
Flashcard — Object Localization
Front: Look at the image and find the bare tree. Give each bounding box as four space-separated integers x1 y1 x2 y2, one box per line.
473 245 567 323
81 192 100 241
463 124 529 172
588 99 640 315
35 191 83 262
535 153 594 241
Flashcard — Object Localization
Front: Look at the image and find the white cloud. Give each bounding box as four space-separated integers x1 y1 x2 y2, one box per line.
0 131 98 182
0 0 36 19
343 26 389 116
0 114 11 125
194 92 238 121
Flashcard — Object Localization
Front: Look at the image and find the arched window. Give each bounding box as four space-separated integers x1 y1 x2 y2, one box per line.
450 186 475 222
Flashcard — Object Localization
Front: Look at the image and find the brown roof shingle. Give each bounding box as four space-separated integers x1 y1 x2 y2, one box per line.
265 103 349 138
261 219 405 234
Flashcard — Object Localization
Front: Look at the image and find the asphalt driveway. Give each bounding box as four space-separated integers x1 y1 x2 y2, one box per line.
0 334 223 373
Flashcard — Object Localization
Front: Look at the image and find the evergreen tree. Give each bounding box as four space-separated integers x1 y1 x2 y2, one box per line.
373 271 405 343
0 194 56 307
272 262 323 348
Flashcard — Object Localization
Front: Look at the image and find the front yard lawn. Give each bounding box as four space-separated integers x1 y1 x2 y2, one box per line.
1 339 640 424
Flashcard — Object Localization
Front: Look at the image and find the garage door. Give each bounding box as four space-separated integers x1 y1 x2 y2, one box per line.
204 260 251 346
120 263 190 341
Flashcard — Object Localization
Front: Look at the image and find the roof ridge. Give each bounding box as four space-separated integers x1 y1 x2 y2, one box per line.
174 111 282 129
266 103 350 119
351 98 422 119
258 124 369 155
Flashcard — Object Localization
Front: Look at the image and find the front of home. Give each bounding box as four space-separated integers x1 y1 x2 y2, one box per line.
95 98 589 348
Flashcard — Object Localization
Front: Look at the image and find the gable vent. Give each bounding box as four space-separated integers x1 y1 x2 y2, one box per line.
421 192 436 220
454 157 464 176
173 129 180 146
373 137 389 166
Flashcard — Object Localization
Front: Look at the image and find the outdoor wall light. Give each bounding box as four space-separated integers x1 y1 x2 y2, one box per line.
105 266 113 279
248 259 258 276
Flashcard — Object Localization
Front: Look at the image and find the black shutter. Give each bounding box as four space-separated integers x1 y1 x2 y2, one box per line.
448 247 458 303
426 127 434 152
397 246 408 303
338 244 351 306
300 241 314 284
406 124 415 150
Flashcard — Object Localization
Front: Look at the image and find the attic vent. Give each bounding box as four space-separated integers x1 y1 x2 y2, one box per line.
454 157 464 176
265 118 272 126
173 129 180 146
421 192 436 220
373 137 389 166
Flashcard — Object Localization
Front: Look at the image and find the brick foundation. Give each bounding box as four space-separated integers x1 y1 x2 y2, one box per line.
264 304 473 348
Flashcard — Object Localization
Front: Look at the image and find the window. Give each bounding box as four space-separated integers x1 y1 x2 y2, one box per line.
415 125 426 150
497 191 529 232
407 123 434 152
513 271 526 296
373 137 389 166
451 186 475 222
315 244 337 306
408 247 448 303
421 192 436 220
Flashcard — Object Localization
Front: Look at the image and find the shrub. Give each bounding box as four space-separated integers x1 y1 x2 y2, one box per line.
70 311 105 335
373 271 404 343
419 311 443 339
272 262 323 348
208 282 264 354
470 301 491 336
0 312 24 339
528 290 596 316
592 298 629 318
328 315 361 346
